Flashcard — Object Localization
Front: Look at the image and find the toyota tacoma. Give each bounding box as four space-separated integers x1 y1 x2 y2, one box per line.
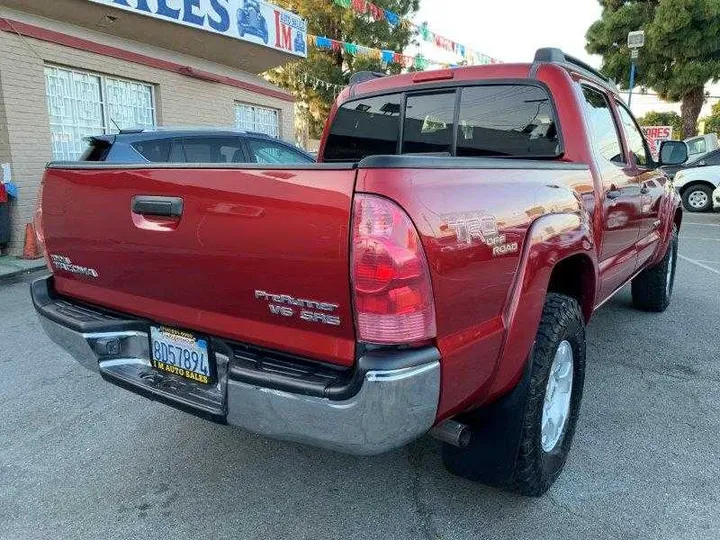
32 48 686 496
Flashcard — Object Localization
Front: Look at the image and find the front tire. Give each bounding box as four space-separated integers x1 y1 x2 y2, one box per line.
442 293 586 496
682 184 713 212
631 225 678 312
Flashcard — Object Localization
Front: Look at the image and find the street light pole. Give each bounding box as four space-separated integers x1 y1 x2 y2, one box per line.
628 51 638 108
627 30 644 110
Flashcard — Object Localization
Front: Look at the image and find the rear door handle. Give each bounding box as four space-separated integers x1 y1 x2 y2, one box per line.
132 196 183 218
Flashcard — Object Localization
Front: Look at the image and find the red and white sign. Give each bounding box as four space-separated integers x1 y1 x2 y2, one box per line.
642 126 673 159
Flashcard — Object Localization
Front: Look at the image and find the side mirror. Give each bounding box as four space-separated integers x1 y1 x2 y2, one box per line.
659 140 688 166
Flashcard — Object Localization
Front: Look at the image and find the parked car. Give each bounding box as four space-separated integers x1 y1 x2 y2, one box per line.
33 48 685 497
674 164 720 212
80 128 314 165
684 132 719 162
662 147 720 180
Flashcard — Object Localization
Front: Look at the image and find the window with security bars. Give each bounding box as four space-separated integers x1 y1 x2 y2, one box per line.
44 65 155 160
235 103 279 138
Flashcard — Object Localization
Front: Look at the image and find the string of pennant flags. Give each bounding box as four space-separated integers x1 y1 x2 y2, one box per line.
307 33 434 69
301 72 346 95
300 1 503 95
329 0 501 65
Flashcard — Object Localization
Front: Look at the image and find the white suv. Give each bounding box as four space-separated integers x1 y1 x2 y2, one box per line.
674 165 720 212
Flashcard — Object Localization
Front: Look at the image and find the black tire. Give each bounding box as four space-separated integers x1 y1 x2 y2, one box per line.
682 184 713 212
631 226 678 312
442 293 586 497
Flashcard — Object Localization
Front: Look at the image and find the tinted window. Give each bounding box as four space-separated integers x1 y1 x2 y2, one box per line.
247 139 312 164
131 139 172 162
172 137 245 163
80 138 111 161
323 94 402 161
582 87 624 164
402 92 456 154
616 102 650 166
702 150 720 165
456 86 560 157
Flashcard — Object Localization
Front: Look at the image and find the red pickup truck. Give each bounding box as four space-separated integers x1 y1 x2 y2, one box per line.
32 48 686 496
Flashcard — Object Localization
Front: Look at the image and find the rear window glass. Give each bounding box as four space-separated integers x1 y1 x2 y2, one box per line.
457 86 559 158
131 139 172 162
402 92 456 155
687 138 707 155
323 94 402 161
323 84 561 161
80 138 111 161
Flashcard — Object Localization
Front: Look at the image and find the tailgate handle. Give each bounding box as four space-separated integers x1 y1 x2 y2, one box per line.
132 196 183 218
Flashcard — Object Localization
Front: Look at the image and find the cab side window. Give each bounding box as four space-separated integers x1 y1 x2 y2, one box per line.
616 102 651 167
702 150 720 166
581 86 624 164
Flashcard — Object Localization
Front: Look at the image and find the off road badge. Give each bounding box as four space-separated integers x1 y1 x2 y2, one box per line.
443 214 519 257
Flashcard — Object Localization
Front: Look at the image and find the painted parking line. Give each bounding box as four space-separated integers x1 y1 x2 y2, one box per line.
679 254 720 276
682 223 720 228
681 236 720 242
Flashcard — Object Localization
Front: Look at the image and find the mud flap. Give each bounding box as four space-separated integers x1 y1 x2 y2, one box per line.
441 349 533 486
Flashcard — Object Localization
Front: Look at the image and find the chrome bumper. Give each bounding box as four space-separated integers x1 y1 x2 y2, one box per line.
33 278 441 455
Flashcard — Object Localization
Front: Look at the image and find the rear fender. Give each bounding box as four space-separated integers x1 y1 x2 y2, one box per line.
484 212 597 403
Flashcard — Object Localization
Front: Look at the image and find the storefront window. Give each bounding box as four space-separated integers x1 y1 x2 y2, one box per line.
44 65 155 160
235 103 279 138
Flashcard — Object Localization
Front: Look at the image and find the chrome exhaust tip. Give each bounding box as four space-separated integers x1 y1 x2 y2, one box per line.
429 419 471 448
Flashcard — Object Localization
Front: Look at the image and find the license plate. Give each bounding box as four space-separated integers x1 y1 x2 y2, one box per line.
150 326 212 384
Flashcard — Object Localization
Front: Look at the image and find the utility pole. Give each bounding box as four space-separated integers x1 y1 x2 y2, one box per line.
627 30 645 109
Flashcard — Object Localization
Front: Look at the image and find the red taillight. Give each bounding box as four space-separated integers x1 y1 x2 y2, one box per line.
351 194 436 344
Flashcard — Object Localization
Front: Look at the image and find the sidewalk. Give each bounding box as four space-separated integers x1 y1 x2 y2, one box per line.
0 255 46 280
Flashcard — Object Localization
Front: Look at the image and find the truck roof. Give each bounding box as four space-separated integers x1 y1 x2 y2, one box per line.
347 47 618 100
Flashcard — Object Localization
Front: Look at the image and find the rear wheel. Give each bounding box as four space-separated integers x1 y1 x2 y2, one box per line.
682 184 713 212
442 293 586 496
631 226 678 312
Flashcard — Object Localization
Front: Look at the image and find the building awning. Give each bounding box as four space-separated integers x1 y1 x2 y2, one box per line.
4 0 308 74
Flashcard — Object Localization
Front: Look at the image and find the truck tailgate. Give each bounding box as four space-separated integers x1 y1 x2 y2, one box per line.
41 164 358 366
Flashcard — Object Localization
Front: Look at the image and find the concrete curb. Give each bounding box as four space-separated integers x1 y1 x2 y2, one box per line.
0 257 47 282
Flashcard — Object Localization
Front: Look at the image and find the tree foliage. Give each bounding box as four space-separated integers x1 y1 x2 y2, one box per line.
586 0 720 138
703 101 720 135
268 0 419 138
637 110 683 135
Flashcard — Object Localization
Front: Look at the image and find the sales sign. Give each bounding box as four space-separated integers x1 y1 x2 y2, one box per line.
642 125 673 160
89 0 307 58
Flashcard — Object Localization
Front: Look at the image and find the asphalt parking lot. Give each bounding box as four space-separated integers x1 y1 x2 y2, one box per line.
1 211 719 540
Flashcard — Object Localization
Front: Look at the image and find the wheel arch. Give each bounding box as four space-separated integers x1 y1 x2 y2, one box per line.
674 206 683 231
482 212 597 404
678 179 716 195
546 253 596 323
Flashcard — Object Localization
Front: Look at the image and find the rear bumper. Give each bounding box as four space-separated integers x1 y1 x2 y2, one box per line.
32 277 440 455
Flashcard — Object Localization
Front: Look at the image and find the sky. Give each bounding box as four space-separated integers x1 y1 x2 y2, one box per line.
409 0 719 122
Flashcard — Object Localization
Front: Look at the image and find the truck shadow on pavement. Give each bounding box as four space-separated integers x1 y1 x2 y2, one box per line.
3 265 719 540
